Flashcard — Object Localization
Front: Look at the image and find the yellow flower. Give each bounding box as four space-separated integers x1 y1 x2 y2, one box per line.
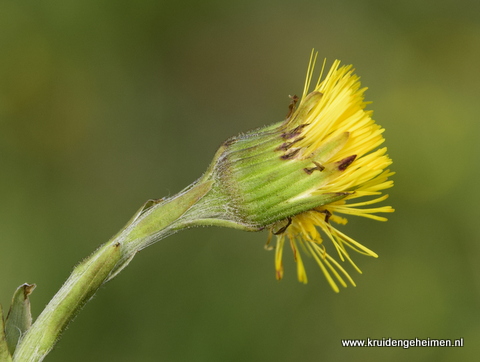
174 51 393 292
268 52 394 292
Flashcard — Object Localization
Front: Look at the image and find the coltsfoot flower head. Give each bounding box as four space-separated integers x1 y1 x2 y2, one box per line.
188 51 394 292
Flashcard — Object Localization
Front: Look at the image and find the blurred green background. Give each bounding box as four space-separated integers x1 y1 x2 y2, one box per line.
1 0 479 361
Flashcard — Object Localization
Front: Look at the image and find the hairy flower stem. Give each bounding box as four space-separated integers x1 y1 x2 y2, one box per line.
12 178 220 362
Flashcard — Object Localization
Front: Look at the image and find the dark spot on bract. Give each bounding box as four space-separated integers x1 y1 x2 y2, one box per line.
322 209 332 223
281 148 300 160
276 136 305 151
281 124 310 139
285 94 299 120
303 161 325 174
273 217 292 235
337 155 357 171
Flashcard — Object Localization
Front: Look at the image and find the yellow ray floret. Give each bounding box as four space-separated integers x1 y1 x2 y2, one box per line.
270 51 394 291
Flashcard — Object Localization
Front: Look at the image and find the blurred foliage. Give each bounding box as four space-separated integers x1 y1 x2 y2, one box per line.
1 0 479 361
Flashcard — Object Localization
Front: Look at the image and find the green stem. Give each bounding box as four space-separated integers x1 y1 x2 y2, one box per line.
12 243 121 362
12 179 215 362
